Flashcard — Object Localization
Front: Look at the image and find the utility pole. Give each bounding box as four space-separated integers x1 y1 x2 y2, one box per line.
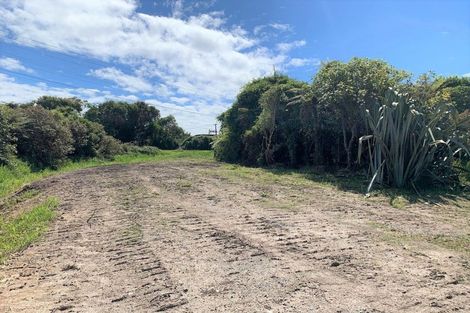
208 124 218 136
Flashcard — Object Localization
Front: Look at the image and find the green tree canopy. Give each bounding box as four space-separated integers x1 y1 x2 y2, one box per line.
312 58 409 167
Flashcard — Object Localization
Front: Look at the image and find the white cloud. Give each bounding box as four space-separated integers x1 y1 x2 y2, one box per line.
146 98 226 134
89 67 153 93
0 57 34 73
170 96 190 104
0 0 288 102
170 0 184 18
0 72 224 134
188 11 225 28
254 23 292 35
463 73 470 77
270 23 292 32
0 0 311 133
276 40 306 53
286 58 321 68
0 73 76 103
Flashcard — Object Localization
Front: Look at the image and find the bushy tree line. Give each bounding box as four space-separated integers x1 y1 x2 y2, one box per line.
214 58 470 189
181 135 214 150
84 101 188 148
0 97 188 168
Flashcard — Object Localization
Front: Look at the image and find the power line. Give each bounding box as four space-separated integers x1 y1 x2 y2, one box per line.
0 68 222 117
10 38 112 69
2 40 228 118
0 68 81 89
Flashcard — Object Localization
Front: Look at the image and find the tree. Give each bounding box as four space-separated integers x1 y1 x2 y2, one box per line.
313 58 409 168
36 96 84 113
67 115 120 159
85 101 160 144
14 106 73 168
150 115 188 149
253 86 284 164
214 75 301 164
0 106 16 165
181 135 214 150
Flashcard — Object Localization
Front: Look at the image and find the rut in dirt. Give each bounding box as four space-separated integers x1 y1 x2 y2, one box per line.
0 161 469 313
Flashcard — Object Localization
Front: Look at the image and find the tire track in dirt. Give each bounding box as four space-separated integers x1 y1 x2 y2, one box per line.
1 161 469 312
0 166 189 313
135 162 469 312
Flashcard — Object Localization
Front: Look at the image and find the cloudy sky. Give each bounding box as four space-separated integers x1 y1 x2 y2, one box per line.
0 0 469 134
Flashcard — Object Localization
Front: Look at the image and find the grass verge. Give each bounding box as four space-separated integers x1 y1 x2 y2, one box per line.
202 164 469 206
369 221 470 255
0 150 213 199
0 197 58 263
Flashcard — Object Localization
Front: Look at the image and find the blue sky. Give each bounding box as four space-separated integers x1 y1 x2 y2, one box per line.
0 0 469 134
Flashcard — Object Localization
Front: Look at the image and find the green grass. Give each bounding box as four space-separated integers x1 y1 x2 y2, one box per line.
369 221 470 254
203 163 368 191
0 197 58 263
201 163 470 208
0 150 213 199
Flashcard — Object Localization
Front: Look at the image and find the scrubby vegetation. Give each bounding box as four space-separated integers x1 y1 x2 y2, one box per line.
181 135 214 150
0 97 190 172
1 57 468 194
0 197 58 263
85 101 188 147
214 58 470 191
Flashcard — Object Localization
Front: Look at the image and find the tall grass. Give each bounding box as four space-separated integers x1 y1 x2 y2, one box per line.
0 197 58 263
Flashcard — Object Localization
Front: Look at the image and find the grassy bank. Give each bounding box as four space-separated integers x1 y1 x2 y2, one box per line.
0 150 213 199
0 197 58 263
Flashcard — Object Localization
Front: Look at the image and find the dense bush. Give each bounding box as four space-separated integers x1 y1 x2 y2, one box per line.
14 106 74 168
359 90 464 189
0 106 16 165
96 135 123 159
122 143 159 155
36 96 84 113
181 135 214 150
0 96 189 168
214 75 306 165
149 115 188 149
85 101 188 149
85 101 160 144
215 58 470 189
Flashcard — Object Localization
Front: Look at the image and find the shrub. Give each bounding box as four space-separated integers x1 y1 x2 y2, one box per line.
150 115 188 149
214 75 305 164
0 106 16 165
85 101 160 144
181 135 214 150
122 143 159 155
68 116 117 159
14 106 73 168
36 96 84 113
359 89 469 190
97 135 123 159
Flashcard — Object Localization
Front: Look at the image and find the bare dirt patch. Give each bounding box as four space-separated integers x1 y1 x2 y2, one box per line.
1 161 469 312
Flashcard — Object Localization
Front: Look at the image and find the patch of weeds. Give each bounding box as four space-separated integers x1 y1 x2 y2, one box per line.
0 197 58 263
390 196 410 209
121 223 143 243
0 188 40 212
177 179 192 188
368 221 470 254
431 234 470 253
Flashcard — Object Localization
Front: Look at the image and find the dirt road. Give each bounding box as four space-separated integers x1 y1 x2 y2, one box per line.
1 161 469 312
